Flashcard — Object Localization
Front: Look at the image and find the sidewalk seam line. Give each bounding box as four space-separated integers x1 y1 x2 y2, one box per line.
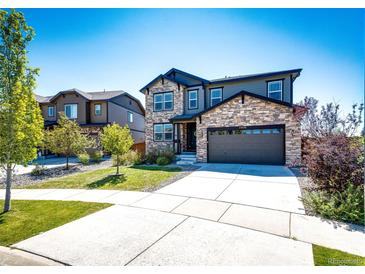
124 216 189 266
217 203 232 222
169 197 190 213
10 247 70 266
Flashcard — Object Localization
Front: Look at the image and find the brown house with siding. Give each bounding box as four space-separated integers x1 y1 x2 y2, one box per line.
140 68 305 165
36 88 145 145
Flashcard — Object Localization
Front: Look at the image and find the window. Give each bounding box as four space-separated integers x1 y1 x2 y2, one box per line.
64 104 77 119
188 90 198 109
267 80 283 101
210 88 222 106
94 104 101 116
154 92 173 111
154 123 173 141
48 106 55 117
127 111 133 123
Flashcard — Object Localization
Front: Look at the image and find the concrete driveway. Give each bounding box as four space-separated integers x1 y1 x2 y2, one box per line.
157 164 305 214
13 205 313 266
9 164 313 265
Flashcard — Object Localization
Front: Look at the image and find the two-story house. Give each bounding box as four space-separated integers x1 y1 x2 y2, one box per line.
36 88 145 145
140 68 305 165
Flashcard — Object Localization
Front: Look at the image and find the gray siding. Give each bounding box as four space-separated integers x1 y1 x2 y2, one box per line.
107 101 145 144
205 74 292 108
184 86 205 115
178 73 293 113
109 94 144 115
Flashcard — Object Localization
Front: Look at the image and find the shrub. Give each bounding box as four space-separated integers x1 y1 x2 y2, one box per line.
302 184 364 225
31 164 47 176
90 150 103 163
303 135 364 192
144 148 175 164
120 150 142 166
78 153 90 165
159 148 175 162
156 156 170 166
145 149 159 164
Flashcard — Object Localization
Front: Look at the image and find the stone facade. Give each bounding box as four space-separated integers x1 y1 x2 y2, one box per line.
145 78 185 153
196 95 301 165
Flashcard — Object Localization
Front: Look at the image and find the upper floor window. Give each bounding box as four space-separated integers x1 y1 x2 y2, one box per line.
127 111 133 123
154 92 173 111
64 104 77 119
188 89 198 109
94 104 101 116
48 106 55 117
154 123 173 141
210 88 223 106
267 80 283 101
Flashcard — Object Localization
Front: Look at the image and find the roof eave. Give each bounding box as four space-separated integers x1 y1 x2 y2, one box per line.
191 90 293 118
164 68 210 84
210 69 303 85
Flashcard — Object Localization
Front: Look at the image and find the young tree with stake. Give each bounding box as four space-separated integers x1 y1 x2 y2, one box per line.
100 123 134 175
0 9 44 212
44 113 93 170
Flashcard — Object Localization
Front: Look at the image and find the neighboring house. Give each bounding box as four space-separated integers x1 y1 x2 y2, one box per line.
140 68 305 165
36 88 145 144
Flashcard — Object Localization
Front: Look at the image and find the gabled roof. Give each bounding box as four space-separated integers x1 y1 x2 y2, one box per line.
36 89 144 114
139 74 186 93
48 88 92 102
164 68 210 85
86 90 125 100
210 69 302 85
35 94 52 103
190 90 293 119
140 68 302 93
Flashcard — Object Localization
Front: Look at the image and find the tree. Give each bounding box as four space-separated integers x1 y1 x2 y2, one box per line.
299 96 364 138
100 123 133 175
0 9 44 212
45 114 93 169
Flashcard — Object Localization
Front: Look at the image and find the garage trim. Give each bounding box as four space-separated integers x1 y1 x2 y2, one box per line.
207 124 286 165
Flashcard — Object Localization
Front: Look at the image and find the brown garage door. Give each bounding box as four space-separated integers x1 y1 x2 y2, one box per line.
208 126 285 165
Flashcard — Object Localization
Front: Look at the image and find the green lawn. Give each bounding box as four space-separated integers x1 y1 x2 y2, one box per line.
313 245 365 266
0 200 111 246
26 165 182 191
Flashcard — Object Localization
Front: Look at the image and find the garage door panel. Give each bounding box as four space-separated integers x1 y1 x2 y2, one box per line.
208 126 284 165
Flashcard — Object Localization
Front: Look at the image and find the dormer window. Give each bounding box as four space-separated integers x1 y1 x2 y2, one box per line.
267 80 283 101
48 106 55 117
210 88 223 106
64 104 77 119
188 89 198 109
95 104 101 116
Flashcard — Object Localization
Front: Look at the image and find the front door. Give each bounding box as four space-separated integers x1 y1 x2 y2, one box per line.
187 123 196 151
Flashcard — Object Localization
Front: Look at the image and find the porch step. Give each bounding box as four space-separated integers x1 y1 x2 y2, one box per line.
176 160 196 165
176 153 196 165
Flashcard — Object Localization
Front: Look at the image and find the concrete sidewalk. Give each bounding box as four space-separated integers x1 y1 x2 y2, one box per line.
1 188 364 257
13 205 314 266
0 246 62 266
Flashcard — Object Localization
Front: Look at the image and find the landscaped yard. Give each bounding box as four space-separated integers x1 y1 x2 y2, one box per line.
312 245 365 266
25 165 182 191
0 200 111 246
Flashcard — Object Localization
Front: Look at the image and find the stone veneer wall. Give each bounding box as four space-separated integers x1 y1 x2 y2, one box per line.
196 95 301 165
145 78 184 153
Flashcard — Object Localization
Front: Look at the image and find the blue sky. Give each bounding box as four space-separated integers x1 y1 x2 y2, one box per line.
18 9 364 116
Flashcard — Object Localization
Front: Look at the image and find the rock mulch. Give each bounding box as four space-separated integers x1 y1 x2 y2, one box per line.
0 160 113 189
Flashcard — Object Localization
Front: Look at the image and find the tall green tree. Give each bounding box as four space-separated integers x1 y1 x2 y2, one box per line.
0 9 44 212
100 123 133 175
44 114 93 170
